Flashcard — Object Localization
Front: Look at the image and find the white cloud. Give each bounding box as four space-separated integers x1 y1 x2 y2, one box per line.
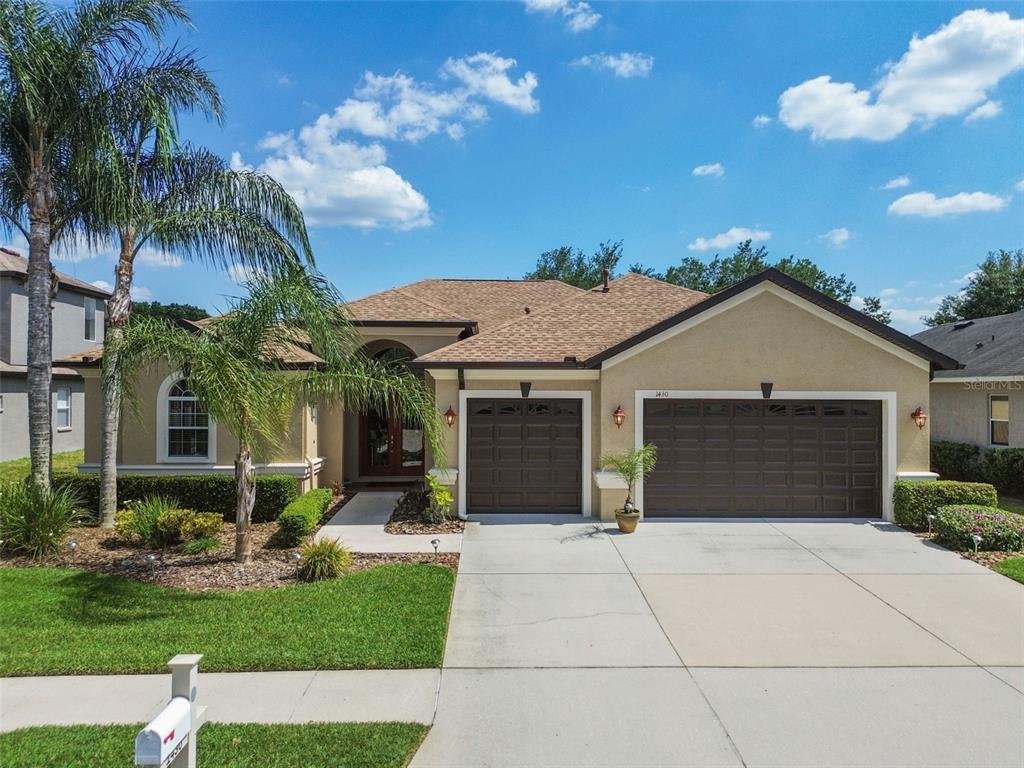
135 248 183 268
819 227 852 247
688 226 771 252
441 53 539 114
752 114 772 127
965 99 1002 123
887 191 1008 218
226 264 267 284
692 162 725 177
524 0 600 32
90 280 151 300
954 269 978 285
778 10 1024 141
1017 178 1024 192
572 52 654 79
879 287 901 297
275 74 292 87
882 175 911 190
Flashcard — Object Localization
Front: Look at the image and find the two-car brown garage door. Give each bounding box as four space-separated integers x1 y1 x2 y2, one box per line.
643 399 882 517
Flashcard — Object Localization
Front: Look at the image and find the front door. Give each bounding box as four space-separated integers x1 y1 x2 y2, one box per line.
360 410 425 476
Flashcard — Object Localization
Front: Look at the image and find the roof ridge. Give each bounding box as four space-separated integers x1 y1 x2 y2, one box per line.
603 271 710 297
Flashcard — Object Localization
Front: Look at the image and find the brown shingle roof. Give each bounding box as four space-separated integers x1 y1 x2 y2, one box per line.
0 248 111 298
346 279 583 332
415 273 709 366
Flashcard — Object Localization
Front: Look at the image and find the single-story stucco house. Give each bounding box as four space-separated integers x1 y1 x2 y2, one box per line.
61 268 960 522
912 310 1023 449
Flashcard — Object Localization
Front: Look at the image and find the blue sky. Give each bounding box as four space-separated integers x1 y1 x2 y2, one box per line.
35 2 1024 331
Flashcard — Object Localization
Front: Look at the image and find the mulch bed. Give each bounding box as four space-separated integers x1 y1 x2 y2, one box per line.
911 529 1021 571
0 493 458 592
384 490 465 535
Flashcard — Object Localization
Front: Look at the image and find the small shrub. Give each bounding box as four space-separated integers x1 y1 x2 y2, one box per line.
181 512 223 540
980 448 1024 497
930 441 981 482
0 481 85 559
298 538 351 582
395 486 428 517
934 505 1024 552
893 480 998 529
424 474 453 524
276 488 334 546
53 473 299 522
181 537 221 555
115 497 217 548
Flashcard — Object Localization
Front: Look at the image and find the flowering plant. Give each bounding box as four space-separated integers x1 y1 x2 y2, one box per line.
933 504 1024 552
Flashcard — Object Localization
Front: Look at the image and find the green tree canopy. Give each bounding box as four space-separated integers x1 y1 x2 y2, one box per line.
924 249 1024 326
132 301 209 322
523 240 623 289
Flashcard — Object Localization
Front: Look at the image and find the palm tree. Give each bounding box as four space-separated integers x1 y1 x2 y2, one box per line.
94 84 313 527
117 267 443 563
600 444 658 512
0 0 188 489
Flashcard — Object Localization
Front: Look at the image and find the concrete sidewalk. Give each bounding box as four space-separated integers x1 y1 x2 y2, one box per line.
315 491 462 553
0 669 439 732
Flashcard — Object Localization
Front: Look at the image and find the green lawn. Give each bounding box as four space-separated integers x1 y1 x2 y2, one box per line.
0 722 427 768
998 495 1024 516
0 565 454 675
0 449 82 483
995 556 1024 585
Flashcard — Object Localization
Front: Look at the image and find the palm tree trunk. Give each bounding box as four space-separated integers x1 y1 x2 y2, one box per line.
98 249 134 527
235 445 256 563
26 165 53 490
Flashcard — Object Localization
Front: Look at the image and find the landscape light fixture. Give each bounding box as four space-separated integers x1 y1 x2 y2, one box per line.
431 538 440 555
613 405 626 428
66 539 79 565
444 405 457 428
927 514 936 533
971 534 982 553
911 407 928 429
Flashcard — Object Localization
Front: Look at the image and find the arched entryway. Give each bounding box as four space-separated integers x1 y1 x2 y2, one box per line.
358 344 425 477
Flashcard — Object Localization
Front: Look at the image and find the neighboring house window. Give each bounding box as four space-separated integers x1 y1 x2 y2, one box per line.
167 380 209 458
55 385 71 431
989 395 1009 446
84 297 98 341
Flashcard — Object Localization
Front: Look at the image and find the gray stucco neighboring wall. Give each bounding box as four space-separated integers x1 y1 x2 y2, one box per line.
2 279 105 365
0 375 85 461
929 381 1023 449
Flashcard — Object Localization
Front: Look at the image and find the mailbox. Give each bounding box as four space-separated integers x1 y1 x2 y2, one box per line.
135 696 191 766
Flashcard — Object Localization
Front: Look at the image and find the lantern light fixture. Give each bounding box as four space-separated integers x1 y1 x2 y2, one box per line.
444 405 457 428
911 407 928 430
612 405 626 429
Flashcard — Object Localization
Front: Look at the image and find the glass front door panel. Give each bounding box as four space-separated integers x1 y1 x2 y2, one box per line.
401 425 424 468
367 411 391 470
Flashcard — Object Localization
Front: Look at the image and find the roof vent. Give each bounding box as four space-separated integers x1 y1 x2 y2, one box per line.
563 356 577 363
952 320 974 330
602 269 610 293
524 306 530 314
975 342 984 349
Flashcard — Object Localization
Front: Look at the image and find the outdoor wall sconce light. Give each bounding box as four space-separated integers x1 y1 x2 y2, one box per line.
520 382 532 398
612 405 626 429
444 405 457 428
911 407 928 430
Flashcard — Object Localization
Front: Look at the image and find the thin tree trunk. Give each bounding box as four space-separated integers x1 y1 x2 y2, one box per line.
26 165 53 490
99 247 135 527
235 445 256 563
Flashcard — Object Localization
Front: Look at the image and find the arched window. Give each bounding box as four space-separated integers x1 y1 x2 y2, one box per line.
167 380 210 458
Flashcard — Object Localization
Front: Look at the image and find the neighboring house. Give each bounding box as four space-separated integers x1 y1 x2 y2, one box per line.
0 248 109 461
912 310 1023 450
62 269 958 521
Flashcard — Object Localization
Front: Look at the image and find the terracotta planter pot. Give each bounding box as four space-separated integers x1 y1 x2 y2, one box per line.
615 509 641 533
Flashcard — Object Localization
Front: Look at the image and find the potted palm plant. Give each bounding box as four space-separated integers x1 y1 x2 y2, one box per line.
600 444 658 533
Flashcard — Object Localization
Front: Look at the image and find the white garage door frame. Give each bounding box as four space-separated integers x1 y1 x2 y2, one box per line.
633 389 897 521
458 389 593 518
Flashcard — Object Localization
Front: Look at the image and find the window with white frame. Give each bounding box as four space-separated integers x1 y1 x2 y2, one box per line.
990 395 1009 446
167 380 209 457
56 385 71 430
84 297 98 341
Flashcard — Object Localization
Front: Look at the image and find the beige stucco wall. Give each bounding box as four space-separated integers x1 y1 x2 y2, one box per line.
595 289 932 520
929 381 1023 449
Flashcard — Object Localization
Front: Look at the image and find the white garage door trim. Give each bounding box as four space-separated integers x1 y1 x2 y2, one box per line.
634 390 897 521
458 389 593 518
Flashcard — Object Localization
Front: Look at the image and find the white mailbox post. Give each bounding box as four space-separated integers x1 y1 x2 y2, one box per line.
135 654 207 768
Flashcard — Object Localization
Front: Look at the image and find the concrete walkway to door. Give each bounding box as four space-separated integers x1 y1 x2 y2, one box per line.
411 515 1024 768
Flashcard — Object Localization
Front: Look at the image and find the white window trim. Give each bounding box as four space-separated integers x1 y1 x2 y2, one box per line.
633 389 898 522
989 393 1010 448
55 385 72 432
157 372 217 463
83 297 98 342
457 389 592 518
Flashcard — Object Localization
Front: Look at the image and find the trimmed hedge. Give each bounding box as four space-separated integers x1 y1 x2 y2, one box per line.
53 473 298 523
930 441 1024 496
276 488 334 546
934 504 1024 552
893 479 998 529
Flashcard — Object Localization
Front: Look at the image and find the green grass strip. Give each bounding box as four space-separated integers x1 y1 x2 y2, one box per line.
0 722 427 768
0 565 454 675
995 556 1024 585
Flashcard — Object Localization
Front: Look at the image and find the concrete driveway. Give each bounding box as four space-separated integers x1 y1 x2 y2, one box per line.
412 516 1024 768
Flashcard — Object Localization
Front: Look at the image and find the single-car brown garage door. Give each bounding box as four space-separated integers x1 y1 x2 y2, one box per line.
466 398 582 513
643 399 881 517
